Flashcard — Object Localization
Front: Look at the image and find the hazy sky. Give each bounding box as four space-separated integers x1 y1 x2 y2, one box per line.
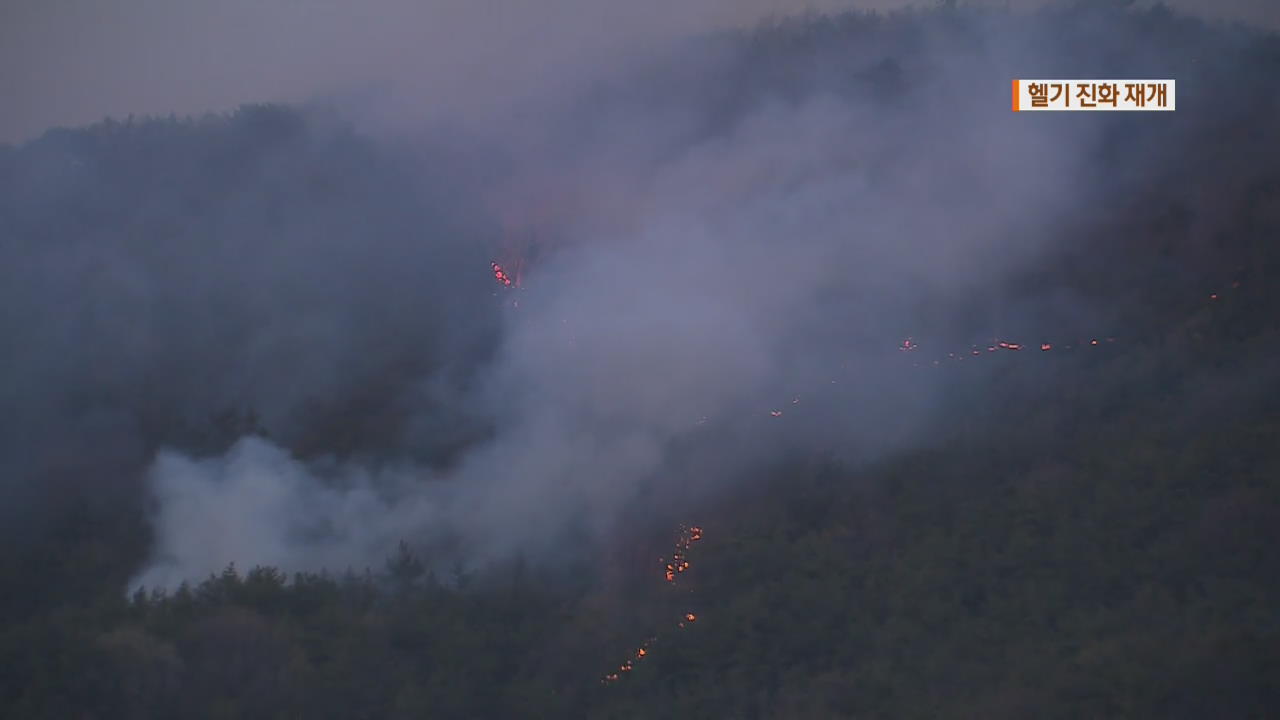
2 0 1277 143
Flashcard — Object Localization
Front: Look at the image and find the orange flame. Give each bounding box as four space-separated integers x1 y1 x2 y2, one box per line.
490 261 515 288
605 525 705 683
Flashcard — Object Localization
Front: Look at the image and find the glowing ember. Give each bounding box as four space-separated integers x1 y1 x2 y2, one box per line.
605 525 706 683
490 261 517 288
1041 343 1052 351
770 410 783 417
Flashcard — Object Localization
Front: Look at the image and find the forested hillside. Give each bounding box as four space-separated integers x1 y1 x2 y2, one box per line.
2 3 1278 718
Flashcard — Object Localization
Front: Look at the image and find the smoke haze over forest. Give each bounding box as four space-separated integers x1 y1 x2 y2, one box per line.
2 2 1279 716
0 1 1252 591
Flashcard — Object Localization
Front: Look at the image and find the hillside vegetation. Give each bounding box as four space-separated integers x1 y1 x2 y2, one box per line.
2 4 1278 718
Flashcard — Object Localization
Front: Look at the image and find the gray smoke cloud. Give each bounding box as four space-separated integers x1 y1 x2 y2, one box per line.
129 5 1131 589
1 2 1272 590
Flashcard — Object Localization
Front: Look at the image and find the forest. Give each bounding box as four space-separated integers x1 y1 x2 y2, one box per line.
1 3 1279 718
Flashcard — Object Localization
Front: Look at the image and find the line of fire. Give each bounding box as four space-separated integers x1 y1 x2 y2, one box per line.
489 257 1244 425
482 256 1246 687
601 524 704 685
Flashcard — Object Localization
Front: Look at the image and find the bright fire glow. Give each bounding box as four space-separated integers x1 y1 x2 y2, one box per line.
603 525 705 684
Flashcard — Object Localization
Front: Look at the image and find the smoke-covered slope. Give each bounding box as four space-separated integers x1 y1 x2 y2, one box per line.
1 3 1279 718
